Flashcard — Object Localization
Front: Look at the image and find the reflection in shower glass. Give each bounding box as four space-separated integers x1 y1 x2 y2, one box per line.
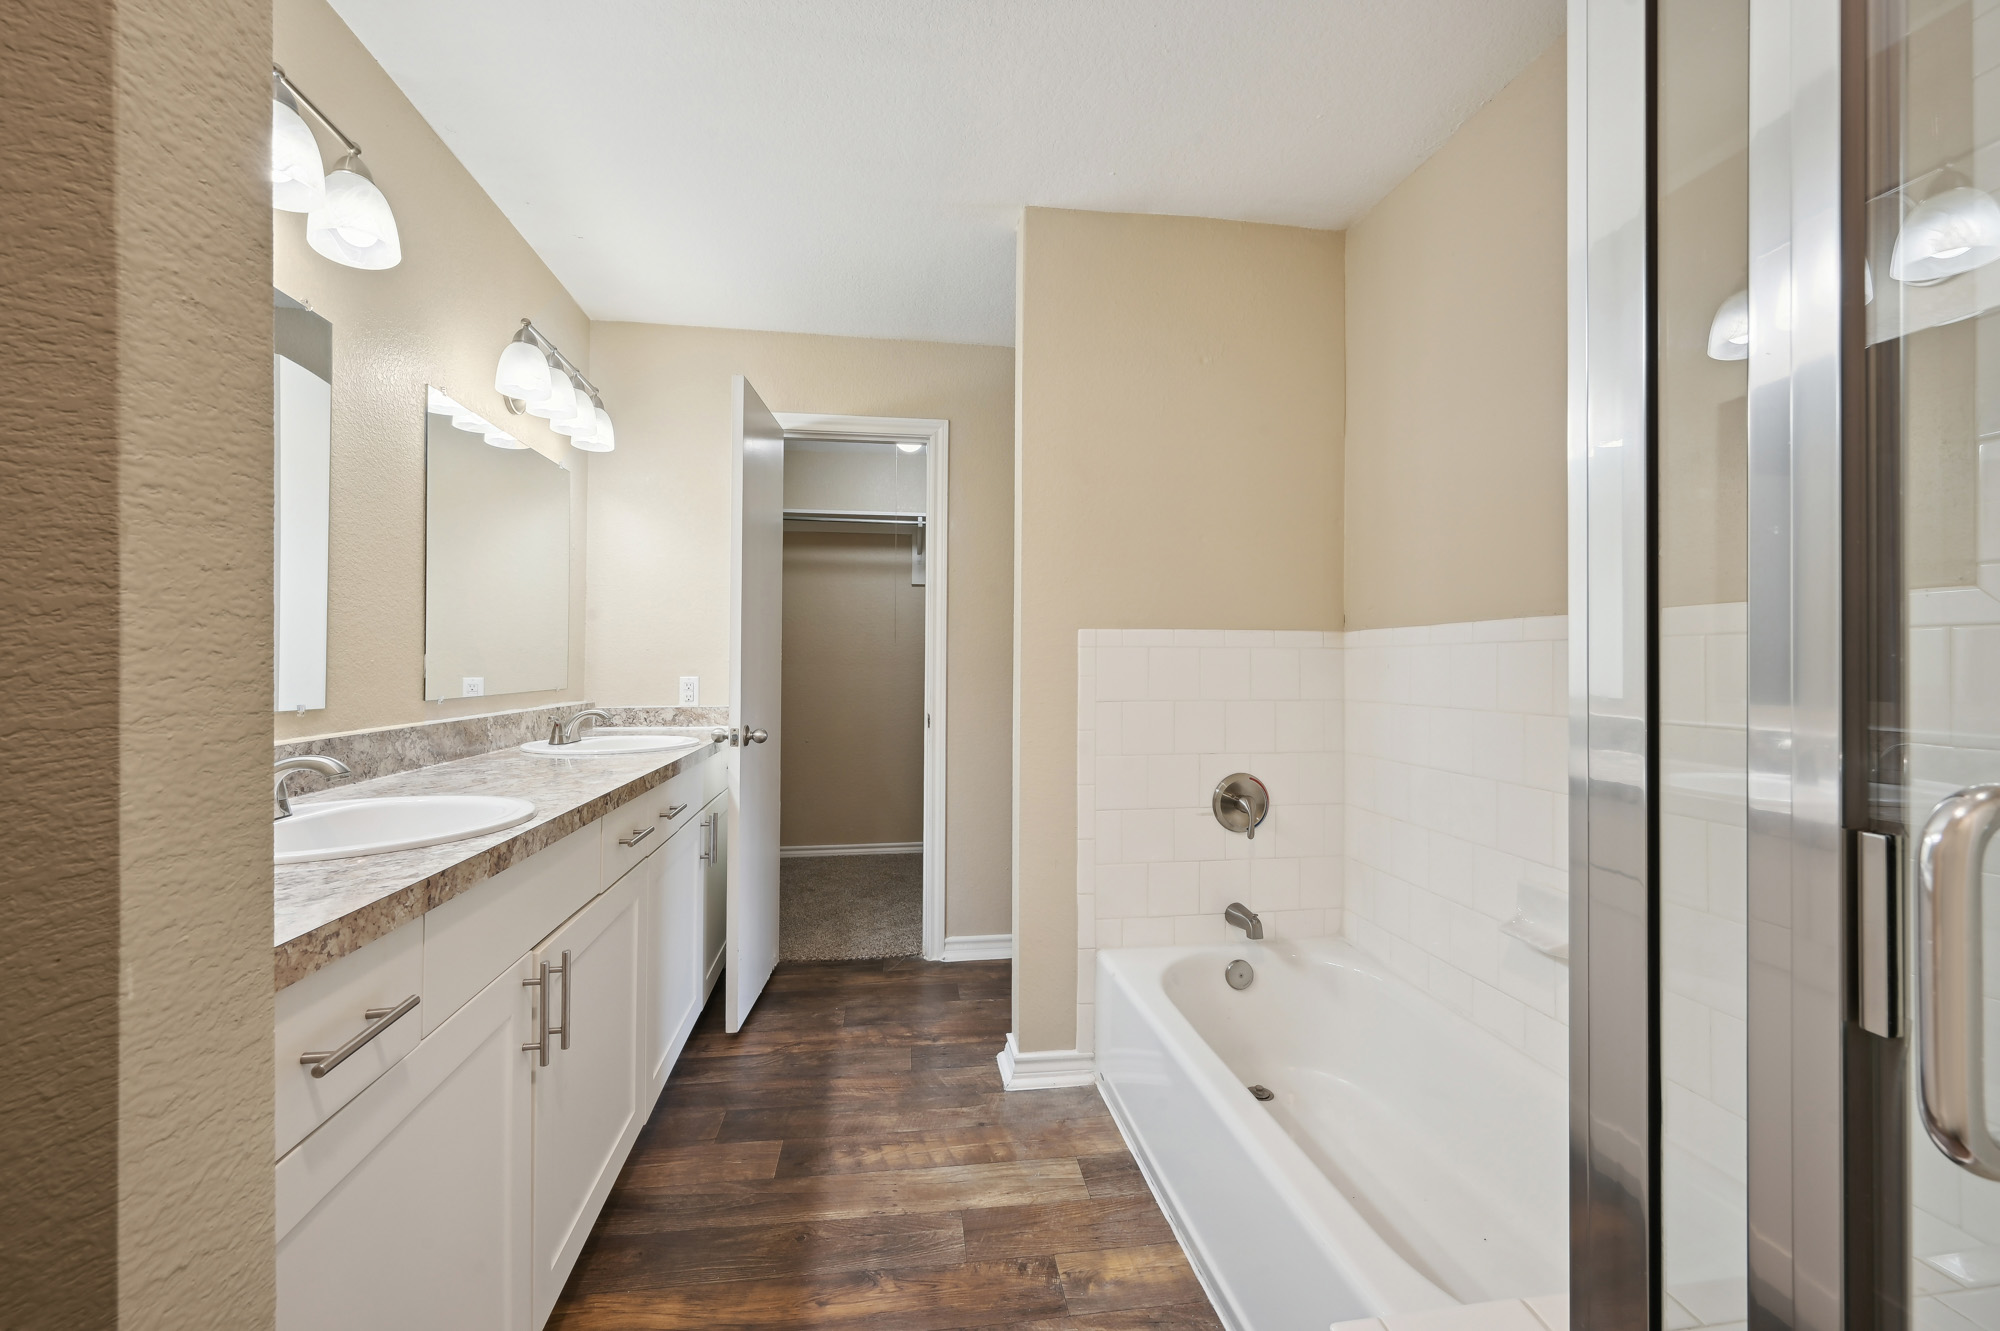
1865 0 2000 1320
1657 2 1749 1326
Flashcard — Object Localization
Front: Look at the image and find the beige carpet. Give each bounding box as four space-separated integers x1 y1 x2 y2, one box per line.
778 853 923 961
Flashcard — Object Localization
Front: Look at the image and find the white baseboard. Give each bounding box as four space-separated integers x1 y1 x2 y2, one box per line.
940 933 1012 962
996 1032 1096 1091
778 841 922 858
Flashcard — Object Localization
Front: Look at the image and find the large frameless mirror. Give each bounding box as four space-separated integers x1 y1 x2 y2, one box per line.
274 288 331 715
423 386 570 702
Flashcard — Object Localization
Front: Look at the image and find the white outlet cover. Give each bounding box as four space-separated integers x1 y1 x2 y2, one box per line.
461 677 485 697
679 675 699 705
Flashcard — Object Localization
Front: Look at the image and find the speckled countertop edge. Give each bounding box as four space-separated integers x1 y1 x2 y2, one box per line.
273 734 721 991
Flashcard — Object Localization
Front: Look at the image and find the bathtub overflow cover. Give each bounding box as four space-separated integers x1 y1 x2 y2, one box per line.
1225 959 1254 990
1248 1084 1275 1102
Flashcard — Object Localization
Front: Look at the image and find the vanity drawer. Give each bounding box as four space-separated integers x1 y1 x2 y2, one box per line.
601 767 701 888
275 919 424 1159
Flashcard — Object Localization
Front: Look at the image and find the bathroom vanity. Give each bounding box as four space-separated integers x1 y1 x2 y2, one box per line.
271 735 727 1330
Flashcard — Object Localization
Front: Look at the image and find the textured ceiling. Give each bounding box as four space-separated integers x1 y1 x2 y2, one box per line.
332 0 1563 346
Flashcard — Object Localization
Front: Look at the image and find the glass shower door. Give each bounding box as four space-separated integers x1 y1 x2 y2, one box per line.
1866 2 2000 1326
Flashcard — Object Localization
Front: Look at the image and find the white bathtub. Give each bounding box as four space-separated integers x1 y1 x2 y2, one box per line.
1095 938 1567 1331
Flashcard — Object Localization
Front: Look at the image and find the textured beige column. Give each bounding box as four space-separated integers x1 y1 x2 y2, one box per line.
1 0 276 1325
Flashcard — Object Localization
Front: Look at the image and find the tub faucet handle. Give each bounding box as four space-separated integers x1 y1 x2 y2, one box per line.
1224 902 1264 940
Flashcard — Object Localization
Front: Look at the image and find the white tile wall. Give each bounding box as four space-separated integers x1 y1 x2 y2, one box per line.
1341 616 1570 1077
1076 629 1343 1051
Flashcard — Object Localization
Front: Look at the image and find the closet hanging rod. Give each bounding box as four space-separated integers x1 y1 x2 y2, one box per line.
782 509 926 527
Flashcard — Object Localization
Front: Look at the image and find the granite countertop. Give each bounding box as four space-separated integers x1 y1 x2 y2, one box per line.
274 732 720 991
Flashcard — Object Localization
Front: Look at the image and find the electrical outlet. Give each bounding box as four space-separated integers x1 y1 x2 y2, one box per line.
678 676 699 706
461 677 484 697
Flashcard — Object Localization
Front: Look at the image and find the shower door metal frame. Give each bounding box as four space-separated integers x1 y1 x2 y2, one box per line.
1568 2 1659 1329
1742 2 1853 1331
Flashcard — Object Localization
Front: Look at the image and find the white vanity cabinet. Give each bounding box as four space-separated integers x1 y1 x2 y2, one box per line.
645 807 704 1097
276 755 733 1331
276 956 535 1331
529 869 645 1327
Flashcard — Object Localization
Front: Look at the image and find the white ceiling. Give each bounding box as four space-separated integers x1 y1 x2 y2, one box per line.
332 0 1563 347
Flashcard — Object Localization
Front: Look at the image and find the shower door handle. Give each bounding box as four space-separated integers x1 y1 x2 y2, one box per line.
1918 784 2000 1179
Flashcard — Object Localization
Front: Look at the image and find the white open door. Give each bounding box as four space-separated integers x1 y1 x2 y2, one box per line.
725 376 783 1032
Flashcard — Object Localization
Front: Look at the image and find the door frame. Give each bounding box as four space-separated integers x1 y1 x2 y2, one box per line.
773 411 955 962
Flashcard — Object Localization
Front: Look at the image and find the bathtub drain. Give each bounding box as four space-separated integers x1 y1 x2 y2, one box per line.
1247 1084 1275 1102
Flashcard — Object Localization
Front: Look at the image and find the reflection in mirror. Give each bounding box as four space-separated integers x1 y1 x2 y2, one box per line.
424 387 570 701
274 289 331 714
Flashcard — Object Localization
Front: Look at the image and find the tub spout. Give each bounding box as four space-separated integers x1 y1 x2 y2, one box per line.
1224 902 1264 940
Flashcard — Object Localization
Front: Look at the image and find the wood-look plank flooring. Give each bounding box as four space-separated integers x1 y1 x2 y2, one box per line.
548 959 1221 1330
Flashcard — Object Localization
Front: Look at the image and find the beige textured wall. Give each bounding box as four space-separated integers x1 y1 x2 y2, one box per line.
1014 208 1346 1051
1343 41 1567 630
273 0 591 742
4 0 275 1324
780 534 927 847
587 324 1014 936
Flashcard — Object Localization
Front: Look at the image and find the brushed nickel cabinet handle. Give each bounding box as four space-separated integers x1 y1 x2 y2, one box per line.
1919 786 2000 1178
619 824 656 848
521 950 570 1064
522 961 551 1065
699 811 715 863
660 803 689 821
551 949 570 1051
300 993 419 1079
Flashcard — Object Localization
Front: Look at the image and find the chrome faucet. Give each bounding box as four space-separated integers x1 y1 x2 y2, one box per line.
274 755 350 820
1224 902 1264 940
549 708 612 746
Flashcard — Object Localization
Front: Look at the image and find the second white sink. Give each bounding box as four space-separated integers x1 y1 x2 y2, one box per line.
276 795 536 864
519 731 703 757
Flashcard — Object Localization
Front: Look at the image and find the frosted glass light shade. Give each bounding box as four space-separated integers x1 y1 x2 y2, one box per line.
494 340 552 403
1891 186 2000 284
1706 290 1749 361
527 371 576 422
271 89 325 212
306 153 401 270
553 380 595 435
484 428 527 449
897 441 924 453
568 405 614 452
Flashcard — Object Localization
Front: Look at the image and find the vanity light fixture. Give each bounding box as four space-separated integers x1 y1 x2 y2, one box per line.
1891 185 2000 284
428 386 527 449
1706 289 1749 361
270 74 326 212
499 320 614 452
272 64 402 271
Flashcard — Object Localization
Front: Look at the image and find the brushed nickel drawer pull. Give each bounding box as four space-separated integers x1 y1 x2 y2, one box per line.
300 993 420 1079
660 803 689 821
619 824 656 848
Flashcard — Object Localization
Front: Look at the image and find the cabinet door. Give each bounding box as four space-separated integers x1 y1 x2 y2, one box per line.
702 800 729 997
532 871 644 1325
644 821 702 1101
276 956 533 1331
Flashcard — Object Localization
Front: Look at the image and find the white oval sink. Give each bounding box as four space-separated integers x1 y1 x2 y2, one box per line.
275 795 536 864
520 732 703 757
